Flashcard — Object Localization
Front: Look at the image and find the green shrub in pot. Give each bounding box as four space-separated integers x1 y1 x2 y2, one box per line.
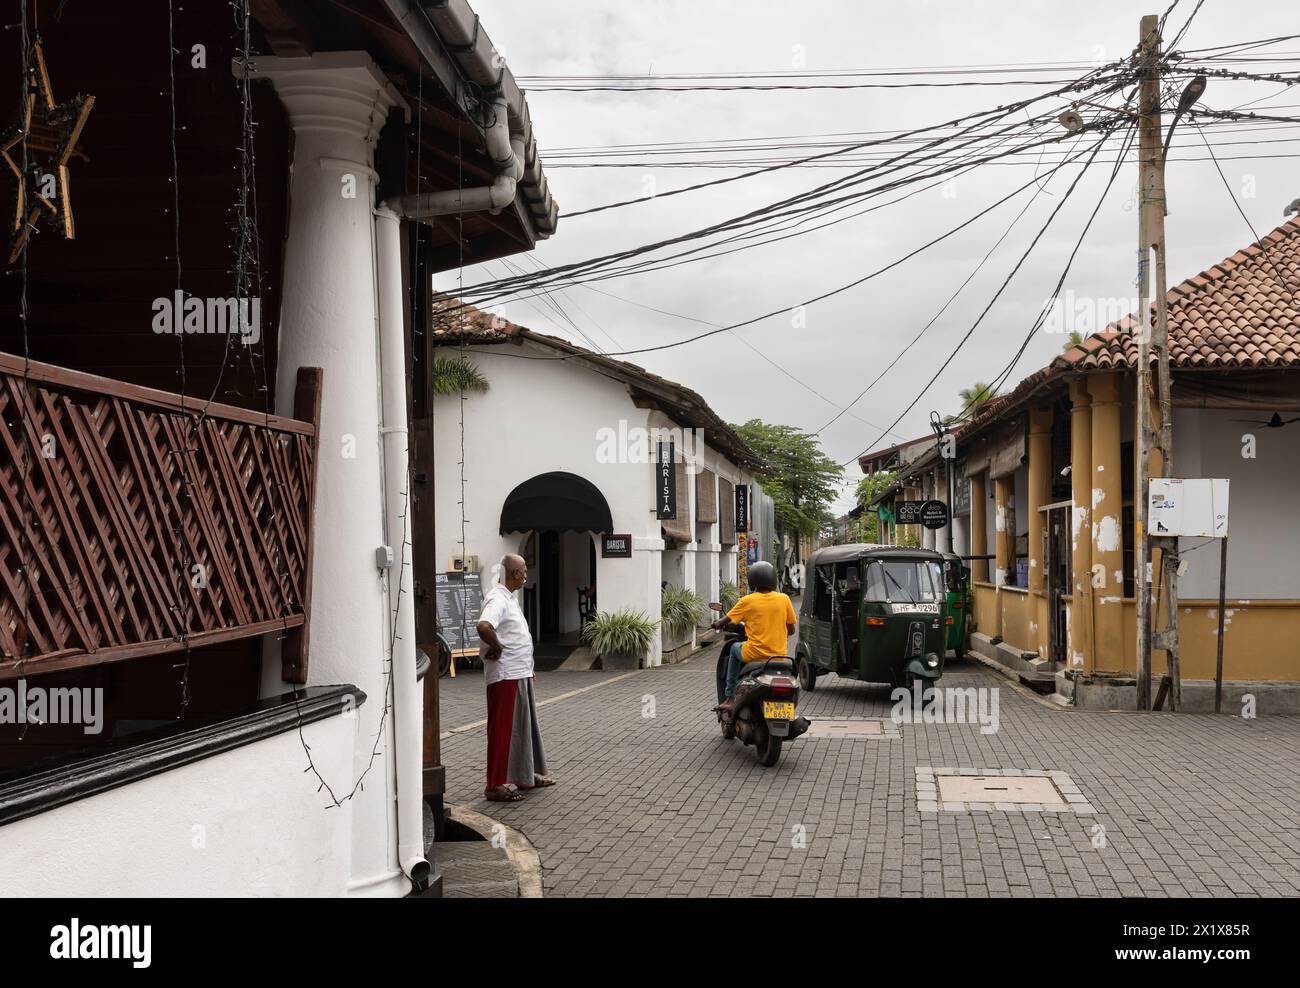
719 580 741 613
661 585 706 643
581 609 658 670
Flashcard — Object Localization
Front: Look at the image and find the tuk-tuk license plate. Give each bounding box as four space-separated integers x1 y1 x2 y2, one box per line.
891 602 939 614
763 701 795 720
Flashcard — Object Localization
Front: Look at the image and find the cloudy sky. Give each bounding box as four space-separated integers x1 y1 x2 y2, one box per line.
457 0 1299 511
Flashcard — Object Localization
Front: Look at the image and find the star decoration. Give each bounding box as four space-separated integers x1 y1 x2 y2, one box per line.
1 40 94 265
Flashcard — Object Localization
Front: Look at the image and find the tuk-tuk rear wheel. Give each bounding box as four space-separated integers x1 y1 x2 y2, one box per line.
797 656 817 692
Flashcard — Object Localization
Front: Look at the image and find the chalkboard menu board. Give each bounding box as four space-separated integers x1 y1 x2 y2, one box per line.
435 572 486 654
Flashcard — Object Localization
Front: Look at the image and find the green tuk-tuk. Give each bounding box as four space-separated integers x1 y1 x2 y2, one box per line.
941 552 971 659
795 544 949 693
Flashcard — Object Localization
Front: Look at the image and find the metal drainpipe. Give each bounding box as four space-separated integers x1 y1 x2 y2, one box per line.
374 203 432 891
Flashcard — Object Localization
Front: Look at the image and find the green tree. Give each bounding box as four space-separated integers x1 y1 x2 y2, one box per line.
732 420 843 545
945 381 999 423
852 470 897 543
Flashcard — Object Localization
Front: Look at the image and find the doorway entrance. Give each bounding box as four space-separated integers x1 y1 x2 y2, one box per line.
539 530 561 639
501 471 614 667
1046 504 1072 668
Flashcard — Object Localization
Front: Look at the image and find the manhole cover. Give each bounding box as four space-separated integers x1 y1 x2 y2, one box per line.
914 767 1096 813
936 775 1064 804
805 718 898 739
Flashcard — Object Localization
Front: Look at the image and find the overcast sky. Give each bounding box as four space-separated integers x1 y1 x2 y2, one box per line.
457 0 1300 512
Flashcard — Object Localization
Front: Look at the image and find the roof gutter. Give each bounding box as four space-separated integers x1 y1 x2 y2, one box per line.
380 0 557 234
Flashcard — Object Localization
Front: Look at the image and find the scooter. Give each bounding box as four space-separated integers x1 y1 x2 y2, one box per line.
709 603 811 767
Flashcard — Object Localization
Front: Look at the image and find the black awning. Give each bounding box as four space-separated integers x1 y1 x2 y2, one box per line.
500 472 614 534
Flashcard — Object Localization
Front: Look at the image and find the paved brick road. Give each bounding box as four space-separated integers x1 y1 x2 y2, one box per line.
438 652 1300 897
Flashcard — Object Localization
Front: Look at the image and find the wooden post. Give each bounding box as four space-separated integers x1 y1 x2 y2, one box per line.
1135 12 1182 710
1214 537 1228 714
282 366 323 684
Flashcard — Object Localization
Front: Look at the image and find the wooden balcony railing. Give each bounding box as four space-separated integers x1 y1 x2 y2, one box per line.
0 354 321 682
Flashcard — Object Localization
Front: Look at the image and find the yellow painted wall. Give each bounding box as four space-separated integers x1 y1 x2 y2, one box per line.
1006 596 1299 682
972 582 997 638
998 589 1034 651
1158 601 1300 682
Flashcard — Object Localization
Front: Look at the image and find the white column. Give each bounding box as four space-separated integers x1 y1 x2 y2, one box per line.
249 53 407 898
934 466 952 554
922 474 936 550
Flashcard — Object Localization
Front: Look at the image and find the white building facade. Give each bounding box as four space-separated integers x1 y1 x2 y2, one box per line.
430 310 758 666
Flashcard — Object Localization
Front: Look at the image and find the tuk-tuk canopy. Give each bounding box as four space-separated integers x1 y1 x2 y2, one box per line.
802 543 947 618
805 543 944 568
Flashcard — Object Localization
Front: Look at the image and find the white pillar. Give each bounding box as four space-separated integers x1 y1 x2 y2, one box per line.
249 53 407 898
922 474 936 550
934 466 952 554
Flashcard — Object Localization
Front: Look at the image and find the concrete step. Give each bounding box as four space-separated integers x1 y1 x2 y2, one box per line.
436 841 519 898
557 645 597 671
1018 670 1058 694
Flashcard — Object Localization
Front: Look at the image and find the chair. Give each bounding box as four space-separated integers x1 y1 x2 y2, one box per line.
577 585 597 628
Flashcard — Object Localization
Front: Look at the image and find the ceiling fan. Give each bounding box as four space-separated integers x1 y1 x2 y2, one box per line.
1231 411 1300 429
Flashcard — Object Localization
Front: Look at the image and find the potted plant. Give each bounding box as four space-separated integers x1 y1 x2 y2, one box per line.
581 608 658 670
661 585 706 650
719 580 741 613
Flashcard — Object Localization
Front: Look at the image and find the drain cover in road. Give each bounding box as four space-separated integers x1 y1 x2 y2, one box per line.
914 767 1096 814
937 775 1063 804
805 718 899 739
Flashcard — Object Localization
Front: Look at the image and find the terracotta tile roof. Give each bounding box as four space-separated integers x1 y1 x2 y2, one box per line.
428 296 761 467
429 296 528 341
1055 218 1300 371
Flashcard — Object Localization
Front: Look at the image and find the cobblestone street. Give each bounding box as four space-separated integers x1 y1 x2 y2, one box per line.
439 652 1300 897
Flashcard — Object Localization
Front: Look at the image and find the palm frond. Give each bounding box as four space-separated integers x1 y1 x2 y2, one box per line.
431 355 489 396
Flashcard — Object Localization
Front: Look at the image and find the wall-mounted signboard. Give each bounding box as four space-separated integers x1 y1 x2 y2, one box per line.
920 500 950 530
895 500 925 525
1149 478 1229 538
656 442 676 520
601 533 632 558
735 483 750 532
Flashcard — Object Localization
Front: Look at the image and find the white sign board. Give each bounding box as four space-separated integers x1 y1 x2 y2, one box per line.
1149 478 1229 538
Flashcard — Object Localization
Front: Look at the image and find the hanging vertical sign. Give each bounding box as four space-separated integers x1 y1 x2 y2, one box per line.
656 441 677 520
734 483 750 533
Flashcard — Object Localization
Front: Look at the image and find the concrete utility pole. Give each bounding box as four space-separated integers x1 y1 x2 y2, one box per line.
1134 13 1181 709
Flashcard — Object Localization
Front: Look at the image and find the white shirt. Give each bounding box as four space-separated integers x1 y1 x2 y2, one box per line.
478 584 535 685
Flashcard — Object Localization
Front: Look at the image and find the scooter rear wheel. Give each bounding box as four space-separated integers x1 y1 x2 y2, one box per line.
758 733 782 767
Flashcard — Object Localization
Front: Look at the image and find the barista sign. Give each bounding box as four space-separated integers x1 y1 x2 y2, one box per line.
655 441 676 520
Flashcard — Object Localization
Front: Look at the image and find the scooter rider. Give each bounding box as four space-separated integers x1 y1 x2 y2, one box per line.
712 560 797 714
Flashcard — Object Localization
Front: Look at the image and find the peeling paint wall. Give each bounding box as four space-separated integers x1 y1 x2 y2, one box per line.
1095 514 1121 554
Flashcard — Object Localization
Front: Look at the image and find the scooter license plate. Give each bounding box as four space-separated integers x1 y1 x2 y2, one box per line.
763 701 795 720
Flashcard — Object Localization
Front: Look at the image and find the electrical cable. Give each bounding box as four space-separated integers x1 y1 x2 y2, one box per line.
842 118 1136 467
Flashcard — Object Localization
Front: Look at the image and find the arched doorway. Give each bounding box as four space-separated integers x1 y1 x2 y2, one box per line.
502 472 613 667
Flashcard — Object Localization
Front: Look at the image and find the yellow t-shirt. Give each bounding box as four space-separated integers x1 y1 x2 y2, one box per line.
727 590 797 662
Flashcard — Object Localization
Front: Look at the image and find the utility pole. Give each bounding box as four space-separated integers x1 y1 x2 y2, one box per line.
1134 13 1181 710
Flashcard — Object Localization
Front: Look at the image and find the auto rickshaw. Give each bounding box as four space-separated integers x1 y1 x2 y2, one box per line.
794 544 949 692
941 552 972 659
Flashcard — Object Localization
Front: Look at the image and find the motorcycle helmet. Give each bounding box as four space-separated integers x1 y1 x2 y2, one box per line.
747 560 777 592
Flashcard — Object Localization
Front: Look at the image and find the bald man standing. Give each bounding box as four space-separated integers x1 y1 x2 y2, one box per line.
476 554 554 802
